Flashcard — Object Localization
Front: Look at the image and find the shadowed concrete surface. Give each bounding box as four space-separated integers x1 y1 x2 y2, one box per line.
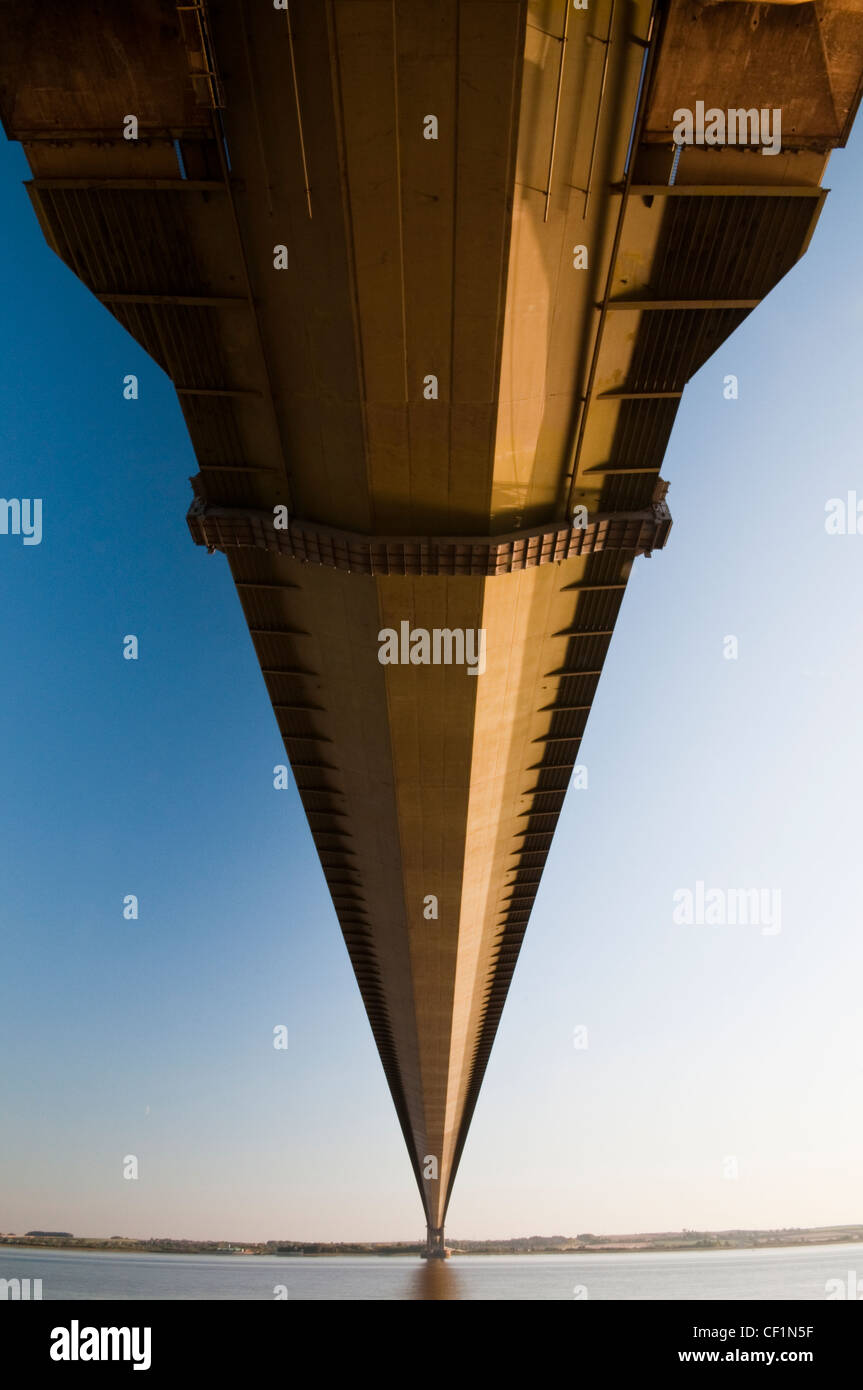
2 0 861 1253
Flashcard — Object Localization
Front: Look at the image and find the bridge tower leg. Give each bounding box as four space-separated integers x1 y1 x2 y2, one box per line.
425 1225 448 1259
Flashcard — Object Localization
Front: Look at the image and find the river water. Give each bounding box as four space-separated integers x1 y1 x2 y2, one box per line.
2 1241 860 1300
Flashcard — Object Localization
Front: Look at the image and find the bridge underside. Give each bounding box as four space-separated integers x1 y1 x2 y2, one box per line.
2 0 860 1235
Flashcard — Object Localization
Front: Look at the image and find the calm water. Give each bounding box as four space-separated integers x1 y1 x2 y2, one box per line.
2 1242 860 1300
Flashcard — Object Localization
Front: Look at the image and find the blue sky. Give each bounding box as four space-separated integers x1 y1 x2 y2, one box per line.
1 125 862 1243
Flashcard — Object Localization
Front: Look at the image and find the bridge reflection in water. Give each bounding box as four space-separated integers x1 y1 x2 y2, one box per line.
410 1260 463 1303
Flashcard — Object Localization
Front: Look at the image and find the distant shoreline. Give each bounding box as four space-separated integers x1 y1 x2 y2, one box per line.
3 1227 862 1259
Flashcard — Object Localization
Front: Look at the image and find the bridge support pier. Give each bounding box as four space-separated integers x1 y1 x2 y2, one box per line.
424 1225 448 1259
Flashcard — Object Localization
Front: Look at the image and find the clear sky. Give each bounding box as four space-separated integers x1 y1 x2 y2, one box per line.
1 124 862 1245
